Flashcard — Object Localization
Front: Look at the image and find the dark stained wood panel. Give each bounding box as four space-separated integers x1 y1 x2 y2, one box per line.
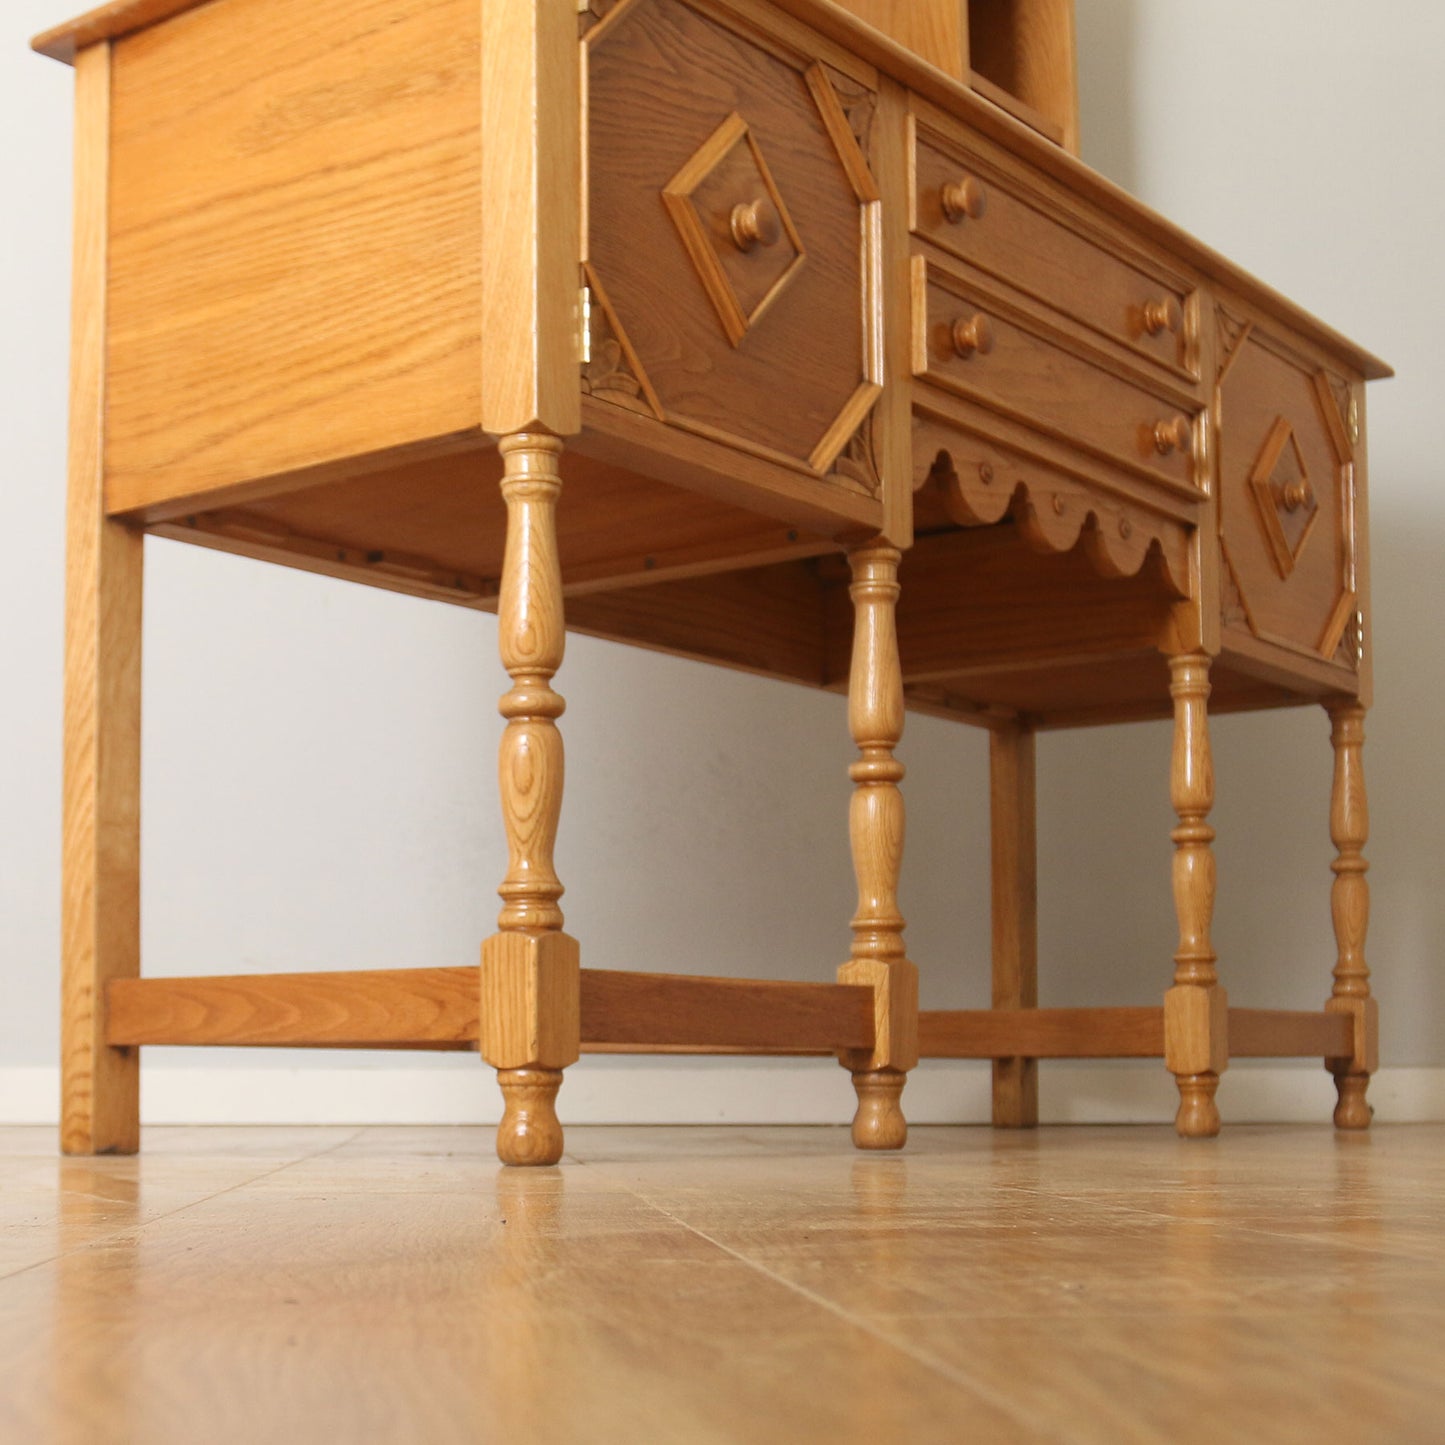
588 0 876 477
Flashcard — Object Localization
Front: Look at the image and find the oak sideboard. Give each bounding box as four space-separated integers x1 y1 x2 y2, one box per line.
36 0 1388 1163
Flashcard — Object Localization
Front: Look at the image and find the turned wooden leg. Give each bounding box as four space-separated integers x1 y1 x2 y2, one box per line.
838 544 919 1150
61 45 141 1157
1324 701 1377 1129
990 721 1039 1128
480 434 580 1167
1163 653 1227 1138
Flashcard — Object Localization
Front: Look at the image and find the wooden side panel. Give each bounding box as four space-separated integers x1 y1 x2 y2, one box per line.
965 0 1078 152
1216 318 1361 678
62 43 143 1156
104 0 482 515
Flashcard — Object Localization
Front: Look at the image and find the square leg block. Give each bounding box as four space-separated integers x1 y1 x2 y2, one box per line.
1164 984 1228 1077
481 931 580 1071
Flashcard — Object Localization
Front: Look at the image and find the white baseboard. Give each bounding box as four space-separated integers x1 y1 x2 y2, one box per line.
2 1060 1442 1126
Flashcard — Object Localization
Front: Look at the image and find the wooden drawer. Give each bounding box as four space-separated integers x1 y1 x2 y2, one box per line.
911 118 1195 380
585 0 883 504
912 259 1202 493
1216 311 1362 667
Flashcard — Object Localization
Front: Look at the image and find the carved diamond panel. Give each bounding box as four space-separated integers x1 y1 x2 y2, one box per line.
662 112 806 347
1248 415 1319 579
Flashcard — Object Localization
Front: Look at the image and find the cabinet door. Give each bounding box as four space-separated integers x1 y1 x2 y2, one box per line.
585 0 884 511
1217 316 1361 669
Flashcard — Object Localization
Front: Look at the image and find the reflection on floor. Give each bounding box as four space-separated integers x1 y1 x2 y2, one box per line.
1 1124 1442 1443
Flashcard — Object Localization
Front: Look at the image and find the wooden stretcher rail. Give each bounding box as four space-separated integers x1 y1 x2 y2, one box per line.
918 1005 1356 1060
920 1007 1165 1058
107 968 481 1049
581 971 874 1052
1227 1008 1352 1059
107 967 875 1055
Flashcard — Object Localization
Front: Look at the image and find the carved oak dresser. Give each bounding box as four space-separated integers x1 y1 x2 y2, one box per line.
36 0 1389 1163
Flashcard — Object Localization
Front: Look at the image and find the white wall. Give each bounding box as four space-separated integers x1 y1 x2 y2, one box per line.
2 0 1439 1122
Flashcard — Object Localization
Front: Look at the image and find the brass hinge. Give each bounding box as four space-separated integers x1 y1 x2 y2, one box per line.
579 284 592 366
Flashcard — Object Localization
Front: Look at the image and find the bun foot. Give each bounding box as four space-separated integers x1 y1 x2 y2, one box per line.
1333 1073 1374 1130
1174 1072 1221 1138
496 1068 565 1166
850 1069 908 1150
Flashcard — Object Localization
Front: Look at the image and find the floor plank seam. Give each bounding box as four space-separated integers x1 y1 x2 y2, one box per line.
0 1126 368 1287
602 1183 1066 1439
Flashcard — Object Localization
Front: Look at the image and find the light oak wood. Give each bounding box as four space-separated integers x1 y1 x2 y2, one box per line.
580 972 874 1053
1227 1009 1351 1061
479 0 580 436
481 436 579 1166
36 0 1389 1148
105 966 875 1056
31 0 1395 382
102 0 484 516
837 544 918 1149
13 1123 1444 1443
989 722 1038 1123
872 76 918 548
832 0 965 80
829 0 967 80
912 258 1201 495
32 0 199 61
1164 653 1226 1137
967 0 1079 152
1324 701 1376 1128
108 969 480 1048
61 43 142 1158
921 1007 1164 1058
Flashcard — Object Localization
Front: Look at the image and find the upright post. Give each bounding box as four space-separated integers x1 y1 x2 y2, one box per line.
838 544 918 1149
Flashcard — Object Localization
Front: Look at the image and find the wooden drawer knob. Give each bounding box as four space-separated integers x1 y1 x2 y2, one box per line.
1153 415 1193 457
940 176 987 224
1142 297 1182 336
1281 477 1314 511
730 199 781 251
950 313 995 359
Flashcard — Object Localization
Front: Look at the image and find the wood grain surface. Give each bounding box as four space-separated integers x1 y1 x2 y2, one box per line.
61 43 142 1157
103 0 483 515
7 1124 1443 1444
989 722 1038 1122
920 1007 1165 1058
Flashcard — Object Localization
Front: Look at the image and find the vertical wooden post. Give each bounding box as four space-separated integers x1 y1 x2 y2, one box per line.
1163 652 1227 1137
1324 701 1377 1128
479 0 582 441
838 544 918 1149
62 43 143 1157
990 721 1038 1127
480 435 580 1166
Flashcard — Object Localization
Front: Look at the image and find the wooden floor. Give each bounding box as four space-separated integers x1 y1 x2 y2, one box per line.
2 1124 1442 1443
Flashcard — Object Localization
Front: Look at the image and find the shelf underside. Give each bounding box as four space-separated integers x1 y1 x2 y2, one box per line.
136 431 1353 728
